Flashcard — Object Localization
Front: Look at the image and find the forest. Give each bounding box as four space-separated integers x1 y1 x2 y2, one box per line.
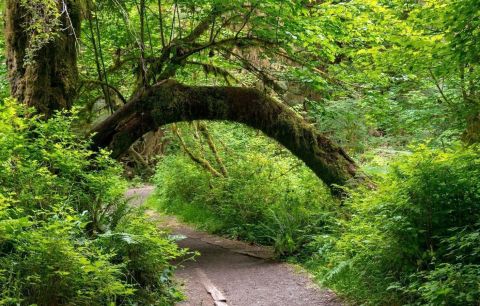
0 0 479 305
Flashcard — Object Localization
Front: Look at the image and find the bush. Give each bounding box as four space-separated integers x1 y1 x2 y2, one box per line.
402 223 480 305
99 212 186 304
0 204 132 305
0 100 186 305
313 145 480 305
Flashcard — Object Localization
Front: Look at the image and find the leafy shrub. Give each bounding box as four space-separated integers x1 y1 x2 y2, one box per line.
0 204 132 305
0 99 186 305
313 145 480 305
99 212 186 304
402 223 480 305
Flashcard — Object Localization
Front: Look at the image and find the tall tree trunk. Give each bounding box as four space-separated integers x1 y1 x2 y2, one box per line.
5 0 81 117
91 80 363 190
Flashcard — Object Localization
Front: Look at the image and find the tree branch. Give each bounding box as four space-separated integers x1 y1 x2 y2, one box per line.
197 122 228 177
429 68 453 106
91 80 366 191
185 61 238 84
81 79 127 104
173 124 224 177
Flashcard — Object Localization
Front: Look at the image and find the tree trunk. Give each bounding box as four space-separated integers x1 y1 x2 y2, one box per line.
91 80 361 189
5 0 81 117
463 112 480 144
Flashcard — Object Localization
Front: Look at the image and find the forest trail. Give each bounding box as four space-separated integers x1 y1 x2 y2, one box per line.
127 187 341 306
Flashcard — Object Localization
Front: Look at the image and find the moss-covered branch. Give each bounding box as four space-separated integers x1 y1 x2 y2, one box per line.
91 80 362 190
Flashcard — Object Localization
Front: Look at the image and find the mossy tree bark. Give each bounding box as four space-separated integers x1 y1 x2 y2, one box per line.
91 80 360 189
5 0 81 117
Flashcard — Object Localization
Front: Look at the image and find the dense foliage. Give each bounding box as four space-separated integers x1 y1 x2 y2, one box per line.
310 146 480 305
2 0 480 304
153 123 480 305
0 100 186 305
152 122 339 257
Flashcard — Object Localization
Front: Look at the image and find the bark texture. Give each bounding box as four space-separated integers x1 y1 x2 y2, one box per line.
464 112 480 144
5 0 81 117
91 80 360 188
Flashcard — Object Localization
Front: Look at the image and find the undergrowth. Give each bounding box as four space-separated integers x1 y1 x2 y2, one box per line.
0 100 187 305
310 145 480 305
152 123 340 258
152 122 480 305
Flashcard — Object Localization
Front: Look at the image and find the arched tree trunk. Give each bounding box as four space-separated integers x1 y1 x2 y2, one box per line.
5 0 81 117
91 80 361 189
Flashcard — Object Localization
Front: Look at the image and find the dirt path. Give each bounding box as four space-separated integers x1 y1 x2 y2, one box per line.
127 187 341 306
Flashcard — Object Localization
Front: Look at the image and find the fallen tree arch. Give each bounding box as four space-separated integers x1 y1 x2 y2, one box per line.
91 80 361 189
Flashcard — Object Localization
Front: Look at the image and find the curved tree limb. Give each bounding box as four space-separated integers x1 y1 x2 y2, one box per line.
90 80 363 190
